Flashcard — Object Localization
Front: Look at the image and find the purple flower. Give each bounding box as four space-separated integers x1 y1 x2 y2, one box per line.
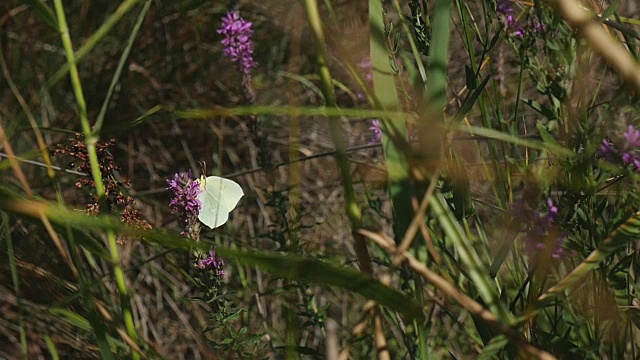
496 0 514 16
218 11 257 77
624 125 640 147
199 247 225 277
598 125 640 172
598 139 615 157
168 171 202 238
369 119 382 143
547 197 558 217
511 197 566 263
359 58 373 81
496 0 542 38
514 27 526 38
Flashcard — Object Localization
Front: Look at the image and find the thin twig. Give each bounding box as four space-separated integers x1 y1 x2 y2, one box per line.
361 229 557 360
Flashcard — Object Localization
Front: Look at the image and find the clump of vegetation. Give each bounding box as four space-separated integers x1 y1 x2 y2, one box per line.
2 0 640 359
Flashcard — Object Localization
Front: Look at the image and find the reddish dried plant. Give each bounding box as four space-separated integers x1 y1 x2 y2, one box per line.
51 134 151 241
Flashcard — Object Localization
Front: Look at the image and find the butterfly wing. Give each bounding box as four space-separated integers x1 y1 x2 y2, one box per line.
197 176 244 229
203 176 244 211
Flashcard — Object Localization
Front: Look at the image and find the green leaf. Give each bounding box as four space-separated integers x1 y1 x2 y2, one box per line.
522 99 557 120
477 335 509 360
27 0 58 29
465 64 477 90
452 74 490 123
49 308 91 331
600 1 620 20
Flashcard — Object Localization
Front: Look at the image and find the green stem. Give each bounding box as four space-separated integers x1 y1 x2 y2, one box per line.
303 0 372 274
52 1 140 358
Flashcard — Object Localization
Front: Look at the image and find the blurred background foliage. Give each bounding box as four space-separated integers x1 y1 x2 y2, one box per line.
3 0 640 359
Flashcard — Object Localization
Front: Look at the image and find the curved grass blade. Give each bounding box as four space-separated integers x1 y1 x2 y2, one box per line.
537 210 640 305
219 247 424 322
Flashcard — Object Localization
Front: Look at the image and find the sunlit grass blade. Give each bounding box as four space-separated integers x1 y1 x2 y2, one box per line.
477 335 510 359
49 307 117 359
49 307 92 331
424 0 451 117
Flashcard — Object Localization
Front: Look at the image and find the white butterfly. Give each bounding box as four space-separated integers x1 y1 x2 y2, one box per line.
196 176 244 229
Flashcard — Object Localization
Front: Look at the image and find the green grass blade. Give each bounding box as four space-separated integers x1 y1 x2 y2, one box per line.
94 0 152 132
370 0 412 245
424 0 451 113
47 0 142 88
4 213 28 357
455 125 575 159
219 247 424 322
44 335 60 360
52 1 140 354
429 192 512 322
304 0 372 274
174 105 411 121
49 308 92 331
26 0 58 29
538 210 640 304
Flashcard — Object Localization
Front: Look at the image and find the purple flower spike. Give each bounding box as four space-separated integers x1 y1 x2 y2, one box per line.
168 171 202 239
496 0 543 38
168 172 202 214
624 125 640 148
369 119 382 143
511 197 566 264
199 247 225 277
218 11 257 77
